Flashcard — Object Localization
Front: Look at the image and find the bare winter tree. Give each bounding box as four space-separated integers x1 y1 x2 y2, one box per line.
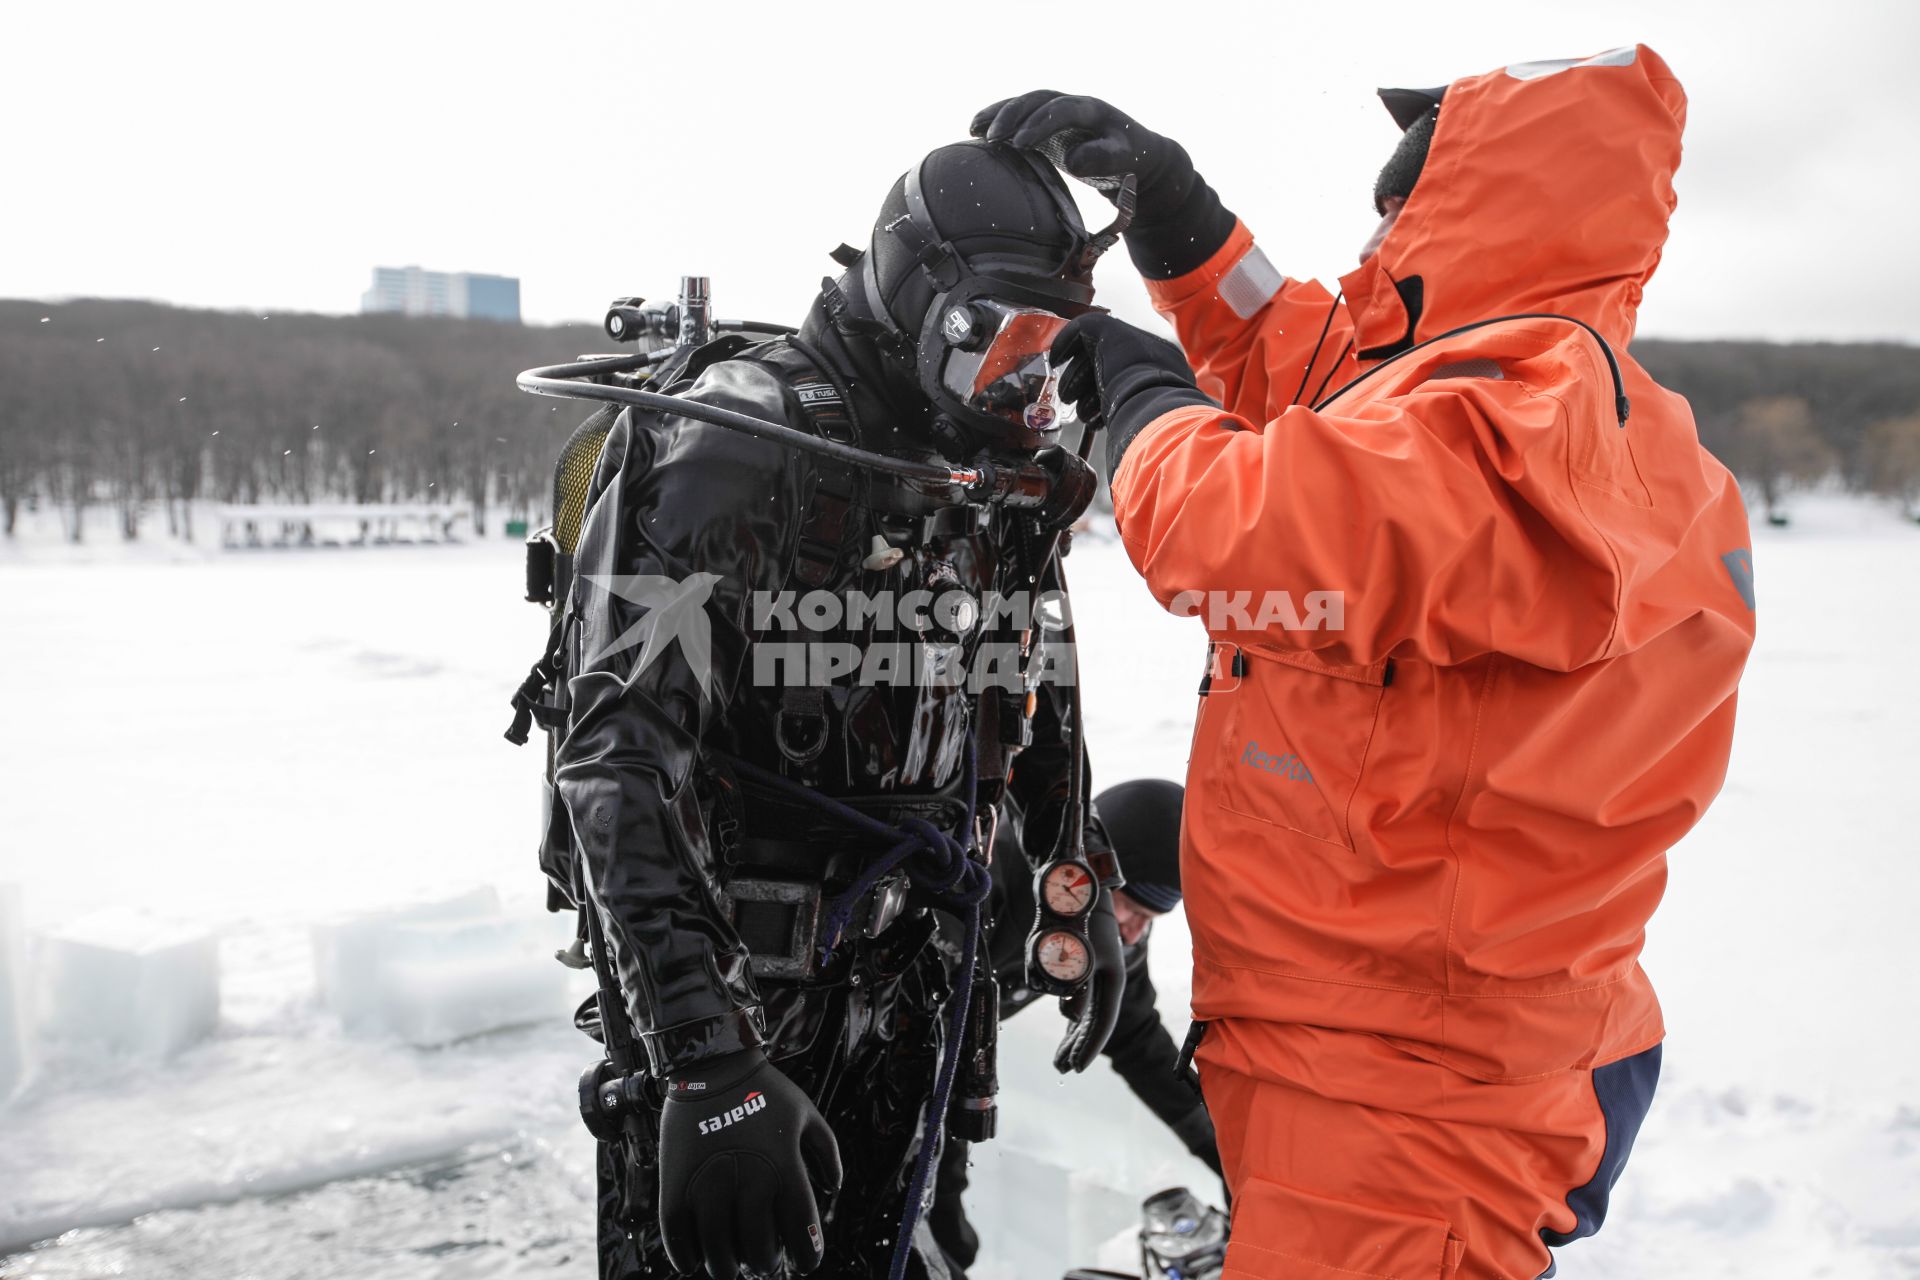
1861 414 1920 521
1727 396 1834 525
0 339 39 536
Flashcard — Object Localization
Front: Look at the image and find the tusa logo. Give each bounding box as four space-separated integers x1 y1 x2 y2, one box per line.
698 1090 768 1136
1241 741 1313 784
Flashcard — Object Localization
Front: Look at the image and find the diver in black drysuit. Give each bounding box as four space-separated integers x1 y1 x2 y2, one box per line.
552 140 1128 1280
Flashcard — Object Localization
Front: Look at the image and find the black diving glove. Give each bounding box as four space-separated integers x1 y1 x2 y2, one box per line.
1050 313 1219 479
1030 445 1097 532
969 91 1237 279
659 1047 843 1280
1054 886 1126 1074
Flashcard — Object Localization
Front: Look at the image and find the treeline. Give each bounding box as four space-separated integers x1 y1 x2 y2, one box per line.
0 298 606 541
3 298 1918 543
1636 339 1920 520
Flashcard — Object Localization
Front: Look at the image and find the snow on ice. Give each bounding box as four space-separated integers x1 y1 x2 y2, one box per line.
0 494 1917 1277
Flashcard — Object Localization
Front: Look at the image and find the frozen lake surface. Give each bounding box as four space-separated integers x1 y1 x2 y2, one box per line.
2 494 1917 1278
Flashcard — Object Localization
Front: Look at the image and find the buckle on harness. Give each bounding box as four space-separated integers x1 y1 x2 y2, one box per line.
723 871 911 981
723 878 823 981
776 687 830 764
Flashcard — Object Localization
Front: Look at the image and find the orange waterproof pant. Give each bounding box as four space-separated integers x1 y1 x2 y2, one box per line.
1198 1020 1659 1280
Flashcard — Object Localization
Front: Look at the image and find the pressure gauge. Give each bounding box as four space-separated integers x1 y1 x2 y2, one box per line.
1039 860 1096 918
1032 929 1090 985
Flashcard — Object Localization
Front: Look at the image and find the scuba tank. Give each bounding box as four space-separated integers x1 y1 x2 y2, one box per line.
505 276 769 913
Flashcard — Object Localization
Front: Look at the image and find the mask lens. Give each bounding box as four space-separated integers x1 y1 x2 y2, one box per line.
940 304 1068 429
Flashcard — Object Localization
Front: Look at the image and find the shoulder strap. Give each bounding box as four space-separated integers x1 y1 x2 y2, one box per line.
775 341 864 589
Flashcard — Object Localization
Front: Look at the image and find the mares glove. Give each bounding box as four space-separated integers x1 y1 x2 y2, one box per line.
969 92 1237 280
1049 313 1220 480
659 1047 843 1280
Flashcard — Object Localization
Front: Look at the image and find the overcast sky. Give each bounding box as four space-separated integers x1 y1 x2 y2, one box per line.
4 0 1912 343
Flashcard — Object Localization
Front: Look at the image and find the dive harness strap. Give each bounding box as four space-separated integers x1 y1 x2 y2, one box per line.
504 615 566 746
775 346 863 765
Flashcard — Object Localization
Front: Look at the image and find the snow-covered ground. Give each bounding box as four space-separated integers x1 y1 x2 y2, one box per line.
1 493 1916 1279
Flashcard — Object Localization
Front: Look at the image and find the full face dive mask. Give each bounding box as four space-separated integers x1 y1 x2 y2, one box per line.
919 275 1076 443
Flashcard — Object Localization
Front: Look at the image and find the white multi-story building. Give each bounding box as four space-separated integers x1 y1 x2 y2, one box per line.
361 266 521 323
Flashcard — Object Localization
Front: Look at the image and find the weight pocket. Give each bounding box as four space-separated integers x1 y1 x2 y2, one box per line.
1214 647 1390 851
1224 1175 1460 1279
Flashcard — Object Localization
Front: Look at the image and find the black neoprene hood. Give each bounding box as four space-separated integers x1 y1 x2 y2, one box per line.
864 140 1093 338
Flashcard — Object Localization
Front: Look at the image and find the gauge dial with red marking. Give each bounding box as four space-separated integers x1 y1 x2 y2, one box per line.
1033 929 1090 984
1040 861 1096 916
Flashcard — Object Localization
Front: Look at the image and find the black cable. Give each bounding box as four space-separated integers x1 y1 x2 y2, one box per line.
1313 312 1631 426
715 319 800 337
1288 293 1344 408
1307 339 1354 406
517 357 962 489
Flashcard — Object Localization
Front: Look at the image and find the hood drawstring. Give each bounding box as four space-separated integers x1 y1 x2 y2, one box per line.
1289 292 1347 409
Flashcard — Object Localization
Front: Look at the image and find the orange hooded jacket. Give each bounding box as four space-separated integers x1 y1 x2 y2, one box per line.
1111 46 1756 1084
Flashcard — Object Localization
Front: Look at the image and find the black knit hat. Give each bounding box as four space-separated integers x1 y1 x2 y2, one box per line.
1095 779 1185 912
1373 103 1439 215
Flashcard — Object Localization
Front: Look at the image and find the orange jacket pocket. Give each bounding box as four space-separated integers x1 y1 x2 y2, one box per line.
1213 648 1391 851
1224 1175 1459 1279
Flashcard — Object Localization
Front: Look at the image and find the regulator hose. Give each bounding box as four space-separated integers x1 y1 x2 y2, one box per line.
517 355 1093 518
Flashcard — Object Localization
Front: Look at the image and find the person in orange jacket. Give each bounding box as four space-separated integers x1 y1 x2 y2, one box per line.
974 46 1756 1280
